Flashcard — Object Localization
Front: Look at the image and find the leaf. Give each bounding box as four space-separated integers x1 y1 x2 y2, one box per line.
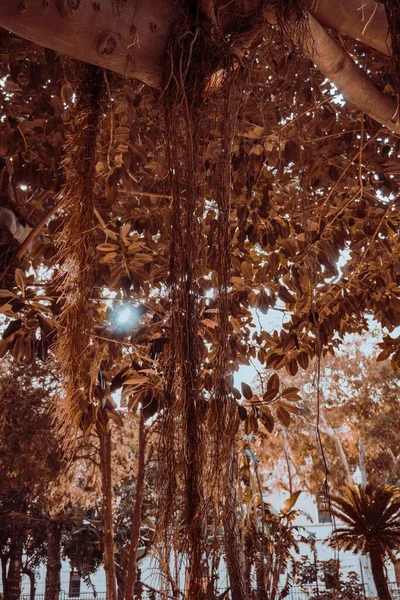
97 243 119 252
237 404 247 421
2 319 21 340
122 377 148 385
249 414 258 433
276 406 291 427
0 303 13 315
260 407 274 433
241 382 253 400
297 351 309 370
241 260 254 280
278 285 296 304
281 387 301 400
15 269 26 295
106 410 124 427
267 373 279 395
0 290 17 299
100 252 118 263
201 318 218 329
284 490 302 512
287 358 298 376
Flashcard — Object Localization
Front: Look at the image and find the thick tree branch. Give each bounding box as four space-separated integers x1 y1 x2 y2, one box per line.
307 0 391 56
0 0 397 133
302 13 399 134
0 0 392 85
0 0 175 87
0 207 31 244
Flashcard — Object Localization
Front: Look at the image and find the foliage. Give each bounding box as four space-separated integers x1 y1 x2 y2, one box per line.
254 337 400 496
328 484 400 558
296 556 365 600
1 0 400 595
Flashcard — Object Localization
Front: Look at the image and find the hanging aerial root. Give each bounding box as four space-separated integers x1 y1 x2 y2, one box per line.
157 1 309 597
54 63 105 444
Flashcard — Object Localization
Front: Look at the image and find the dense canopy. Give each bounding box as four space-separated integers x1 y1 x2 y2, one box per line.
1 1 400 599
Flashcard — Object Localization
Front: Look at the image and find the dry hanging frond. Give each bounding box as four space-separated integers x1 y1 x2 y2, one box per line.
54 63 104 444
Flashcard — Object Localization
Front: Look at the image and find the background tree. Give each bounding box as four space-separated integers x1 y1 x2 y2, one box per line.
0 360 64 600
329 484 400 600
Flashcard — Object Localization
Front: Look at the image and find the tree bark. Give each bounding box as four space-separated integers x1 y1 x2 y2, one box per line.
255 551 267 600
309 0 391 56
0 0 398 132
318 412 353 485
1 555 8 600
368 543 392 600
97 421 118 600
0 0 174 87
359 436 368 487
302 12 400 134
6 535 23 600
223 455 247 600
115 563 126 600
22 566 36 600
125 410 146 600
44 521 62 600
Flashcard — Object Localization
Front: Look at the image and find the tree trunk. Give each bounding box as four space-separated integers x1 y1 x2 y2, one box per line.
97 421 118 600
319 413 353 485
223 455 247 600
255 551 267 600
368 543 392 600
1 555 8 600
243 528 253 599
115 563 126 600
125 410 146 600
44 521 62 600
6 535 23 600
359 436 368 487
22 566 36 600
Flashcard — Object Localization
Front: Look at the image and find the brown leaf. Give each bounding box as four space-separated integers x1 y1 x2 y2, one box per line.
241 382 253 400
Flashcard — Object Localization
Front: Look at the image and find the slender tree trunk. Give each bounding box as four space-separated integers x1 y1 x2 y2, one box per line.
22 566 36 600
1 555 8 600
125 410 146 600
368 543 392 600
223 455 247 600
6 535 23 600
243 527 253 599
44 521 62 600
320 414 353 485
115 563 126 600
359 436 368 486
97 421 118 600
281 430 293 495
255 551 267 600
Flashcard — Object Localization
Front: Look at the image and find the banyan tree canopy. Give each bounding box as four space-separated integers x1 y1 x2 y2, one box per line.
1 2 400 599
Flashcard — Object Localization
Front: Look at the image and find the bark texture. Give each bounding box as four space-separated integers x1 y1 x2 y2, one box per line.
125 411 146 600
0 0 175 87
6 535 23 600
97 422 118 600
44 521 62 600
22 566 36 600
368 543 393 600
0 0 397 131
303 13 400 134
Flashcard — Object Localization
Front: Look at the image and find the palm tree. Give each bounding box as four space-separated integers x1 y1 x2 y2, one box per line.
328 484 400 600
